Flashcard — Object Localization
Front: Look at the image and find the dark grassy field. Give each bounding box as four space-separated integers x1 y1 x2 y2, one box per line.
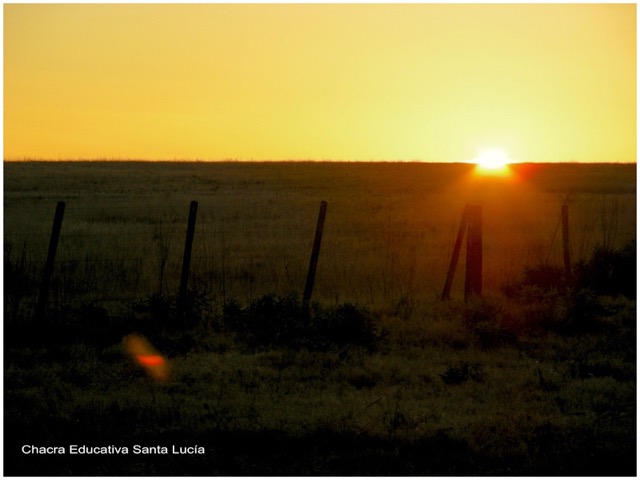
4 161 636 475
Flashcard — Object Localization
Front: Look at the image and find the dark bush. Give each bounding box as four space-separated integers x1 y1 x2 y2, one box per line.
574 240 636 299
118 289 217 353
222 294 304 348
222 299 245 329
223 294 383 351
462 299 504 329
502 264 570 299
440 361 484 385
252 294 307 347
133 288 213 328
502 239 636 335
315 303 382 350
461 299 517 347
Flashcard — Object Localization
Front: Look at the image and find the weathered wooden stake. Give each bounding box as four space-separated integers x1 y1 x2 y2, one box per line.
561 203 571 275
36 201 66 322
303 201 327 310
464 205 482 301
179 200 198 305
441 206 469 300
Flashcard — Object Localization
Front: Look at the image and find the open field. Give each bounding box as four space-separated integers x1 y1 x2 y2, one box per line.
4 161 636 309
4 161 637 475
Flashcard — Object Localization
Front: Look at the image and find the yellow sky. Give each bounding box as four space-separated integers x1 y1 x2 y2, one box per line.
3 3 636 162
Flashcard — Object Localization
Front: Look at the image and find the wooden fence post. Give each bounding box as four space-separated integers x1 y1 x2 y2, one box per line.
179 200 198 307
303 201 327 310
561 203 571 275
36 201 66 322
465 205 482 301
441 206 469 300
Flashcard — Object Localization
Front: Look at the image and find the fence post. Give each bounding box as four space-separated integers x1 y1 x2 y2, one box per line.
303 201 328 311
561 203 571 275
179 200 198 308
464 205 482 301
441 206 469 300
36 201 66 322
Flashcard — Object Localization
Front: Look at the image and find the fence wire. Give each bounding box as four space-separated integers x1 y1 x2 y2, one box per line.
4 193 635 321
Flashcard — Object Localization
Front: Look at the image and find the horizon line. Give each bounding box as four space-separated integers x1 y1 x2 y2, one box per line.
4 158 637 165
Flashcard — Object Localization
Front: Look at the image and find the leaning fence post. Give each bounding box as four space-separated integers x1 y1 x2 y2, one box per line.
441 206 469 300
464 205 482 301
303 201 327 311
36 201 66 322
561 203 571 275
179 200 198 308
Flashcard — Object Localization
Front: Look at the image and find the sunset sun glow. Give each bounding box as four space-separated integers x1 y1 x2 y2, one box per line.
473 149 512 176
3 4 636 162
476 149 510 169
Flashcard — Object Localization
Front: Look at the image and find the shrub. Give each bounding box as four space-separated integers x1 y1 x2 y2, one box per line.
502 264 570 299
315 303 383 350
574 240 636 299
133 288 213 328
440 361 484 385
121 289 217 354
501 240 636 334
222 294 383 351
461 299 517 348
222 294 305 348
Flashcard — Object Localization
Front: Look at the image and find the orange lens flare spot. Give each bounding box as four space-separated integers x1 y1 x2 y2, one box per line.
124 334 170 382
136 354 165 367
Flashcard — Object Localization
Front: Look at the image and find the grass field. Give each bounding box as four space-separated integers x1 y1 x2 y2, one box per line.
4 161 635 309
3 161 637 475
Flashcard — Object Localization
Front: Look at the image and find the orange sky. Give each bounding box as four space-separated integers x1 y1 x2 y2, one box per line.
3 3 636 162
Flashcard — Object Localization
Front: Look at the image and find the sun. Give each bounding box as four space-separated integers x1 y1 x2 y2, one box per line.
472 148 512 176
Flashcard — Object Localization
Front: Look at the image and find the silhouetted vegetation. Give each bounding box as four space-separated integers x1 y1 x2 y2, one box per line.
574 240 636 299
440 361 484 385
223 294 383 351
502 239 636 334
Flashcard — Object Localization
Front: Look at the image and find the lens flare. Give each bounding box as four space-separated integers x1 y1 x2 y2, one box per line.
124 334 170 382
136 354 165 367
